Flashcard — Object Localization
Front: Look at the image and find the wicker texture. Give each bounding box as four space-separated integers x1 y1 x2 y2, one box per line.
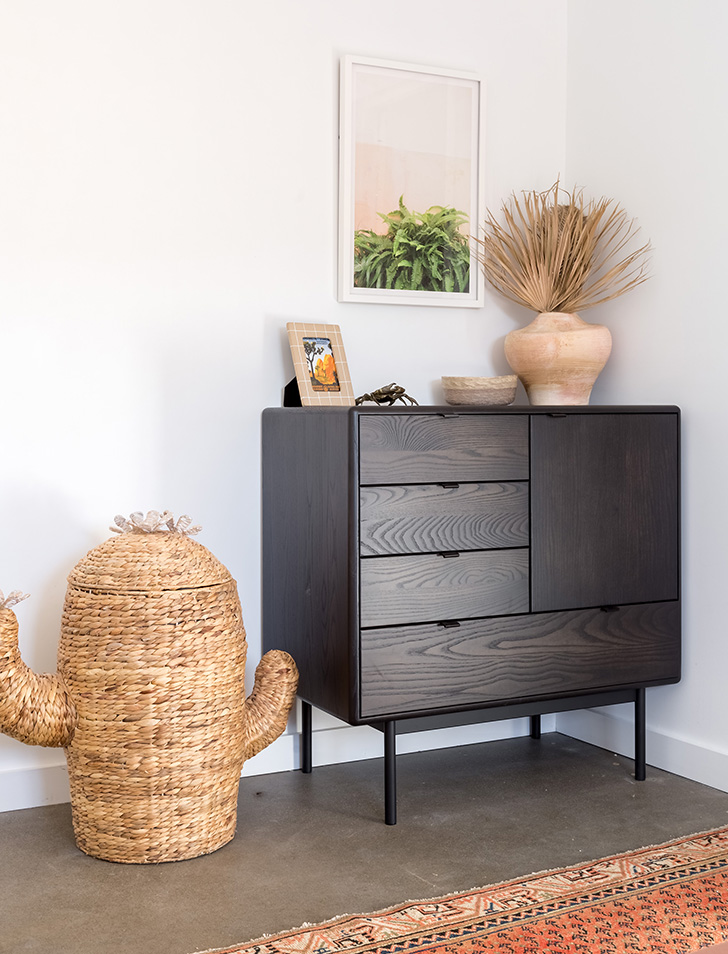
244 649 302 760
67 529 232 592
0 520 298 864
0 607 77 747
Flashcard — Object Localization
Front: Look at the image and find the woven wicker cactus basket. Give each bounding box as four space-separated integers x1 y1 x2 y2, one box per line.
0 512 298 864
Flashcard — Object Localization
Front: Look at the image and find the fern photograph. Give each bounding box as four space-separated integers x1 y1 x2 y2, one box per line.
354 196 470 293
339 57 483 306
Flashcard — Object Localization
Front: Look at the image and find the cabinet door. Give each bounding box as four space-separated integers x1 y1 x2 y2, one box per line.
531 413 679 611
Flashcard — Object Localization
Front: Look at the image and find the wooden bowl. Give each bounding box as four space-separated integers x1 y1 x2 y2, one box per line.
441 374 518 406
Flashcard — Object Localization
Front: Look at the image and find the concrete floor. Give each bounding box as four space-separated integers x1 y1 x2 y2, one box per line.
3 733 728 954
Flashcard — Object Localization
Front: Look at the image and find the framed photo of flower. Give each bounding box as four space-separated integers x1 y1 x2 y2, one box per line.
286 322 355 406
338 55 485 308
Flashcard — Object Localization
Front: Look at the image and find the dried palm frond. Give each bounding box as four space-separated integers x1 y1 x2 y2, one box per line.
473 182 651 313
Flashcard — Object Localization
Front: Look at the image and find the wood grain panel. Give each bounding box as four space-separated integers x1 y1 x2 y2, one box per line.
359 414 529 484
360 549 529 627
531 413 679 610
359 481 529 556
360 602 681 717
262 408 356 721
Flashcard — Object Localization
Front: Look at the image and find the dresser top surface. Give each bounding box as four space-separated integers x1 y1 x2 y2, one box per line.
265 404 681 418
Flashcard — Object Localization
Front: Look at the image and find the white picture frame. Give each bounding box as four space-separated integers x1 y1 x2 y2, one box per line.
338 55 485 308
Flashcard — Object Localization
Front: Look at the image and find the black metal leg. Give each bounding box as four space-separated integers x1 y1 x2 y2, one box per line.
530 714 542 739
384 721 397 825
635 688 646 781
301 700 312 774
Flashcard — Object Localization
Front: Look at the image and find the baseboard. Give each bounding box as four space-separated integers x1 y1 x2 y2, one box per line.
257 715 539 773
0 717 542 812
19 709 724 814
0 764 71 813
556 706 728 794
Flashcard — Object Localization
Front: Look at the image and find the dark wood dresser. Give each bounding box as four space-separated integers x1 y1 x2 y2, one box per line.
262 406 681 822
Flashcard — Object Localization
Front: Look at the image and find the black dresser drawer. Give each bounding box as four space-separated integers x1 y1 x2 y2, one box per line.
359 414 529 484
359 481 529 556
360 549 529 627
359 602 681 718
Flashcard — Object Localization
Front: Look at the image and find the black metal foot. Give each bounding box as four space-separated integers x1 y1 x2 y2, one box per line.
635 688 646 781
530 714 542 739
384 721 397 825
301 700 312 774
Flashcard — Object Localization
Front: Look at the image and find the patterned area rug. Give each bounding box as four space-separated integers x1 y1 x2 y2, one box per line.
201 826 728 954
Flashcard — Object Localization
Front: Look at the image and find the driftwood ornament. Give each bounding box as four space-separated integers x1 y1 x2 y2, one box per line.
0 512 298 863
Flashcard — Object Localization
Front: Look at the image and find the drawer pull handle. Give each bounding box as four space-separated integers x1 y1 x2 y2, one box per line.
438 620 461 629
439 482 460 489
600 605 620 613
439 550 460 558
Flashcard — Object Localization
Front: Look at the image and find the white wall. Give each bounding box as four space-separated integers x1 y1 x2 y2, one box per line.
558 0 728 790
0 0 568 810
5 0 726 815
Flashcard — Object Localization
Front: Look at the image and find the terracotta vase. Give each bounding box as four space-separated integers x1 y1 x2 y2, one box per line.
504 311 612 406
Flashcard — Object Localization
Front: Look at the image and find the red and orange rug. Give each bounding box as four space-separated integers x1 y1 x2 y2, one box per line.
202 826 728 954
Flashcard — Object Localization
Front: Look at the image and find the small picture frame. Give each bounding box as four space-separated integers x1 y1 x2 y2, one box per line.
286 322 355 406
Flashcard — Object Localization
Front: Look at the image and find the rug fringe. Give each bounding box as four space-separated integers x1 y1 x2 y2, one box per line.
191 916 355 954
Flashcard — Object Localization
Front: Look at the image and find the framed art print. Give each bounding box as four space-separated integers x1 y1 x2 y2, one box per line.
286 322 355 406
338 55 485 308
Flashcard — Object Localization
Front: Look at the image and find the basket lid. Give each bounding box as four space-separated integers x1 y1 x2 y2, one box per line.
67 528 233 593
